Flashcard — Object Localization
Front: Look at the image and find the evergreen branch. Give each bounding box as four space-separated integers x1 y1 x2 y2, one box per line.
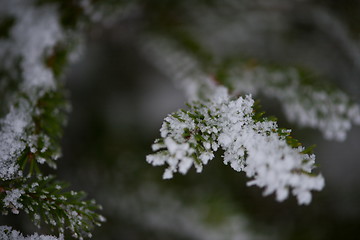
0 0 107 238
0 176 105 239
0 0 69 180
147 87 324 205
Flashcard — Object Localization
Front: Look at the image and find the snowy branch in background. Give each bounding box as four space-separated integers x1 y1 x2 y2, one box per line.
144 38 360 141
142 37 217 102
229 66 360 141
97 176 270 240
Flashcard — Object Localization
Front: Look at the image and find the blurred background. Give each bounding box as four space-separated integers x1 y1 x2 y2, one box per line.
51 0 360 239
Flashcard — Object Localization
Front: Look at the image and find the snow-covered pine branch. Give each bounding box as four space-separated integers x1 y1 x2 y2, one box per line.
0 0 107 238
0 175 105 239
0 0 67 181
147 86 324 205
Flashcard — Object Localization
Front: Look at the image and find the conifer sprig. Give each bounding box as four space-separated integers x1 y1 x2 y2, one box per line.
1 175 105 239
147 87 324 205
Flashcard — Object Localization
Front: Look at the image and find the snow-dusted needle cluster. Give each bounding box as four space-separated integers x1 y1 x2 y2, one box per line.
147 87 324 205
0 226 61 240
